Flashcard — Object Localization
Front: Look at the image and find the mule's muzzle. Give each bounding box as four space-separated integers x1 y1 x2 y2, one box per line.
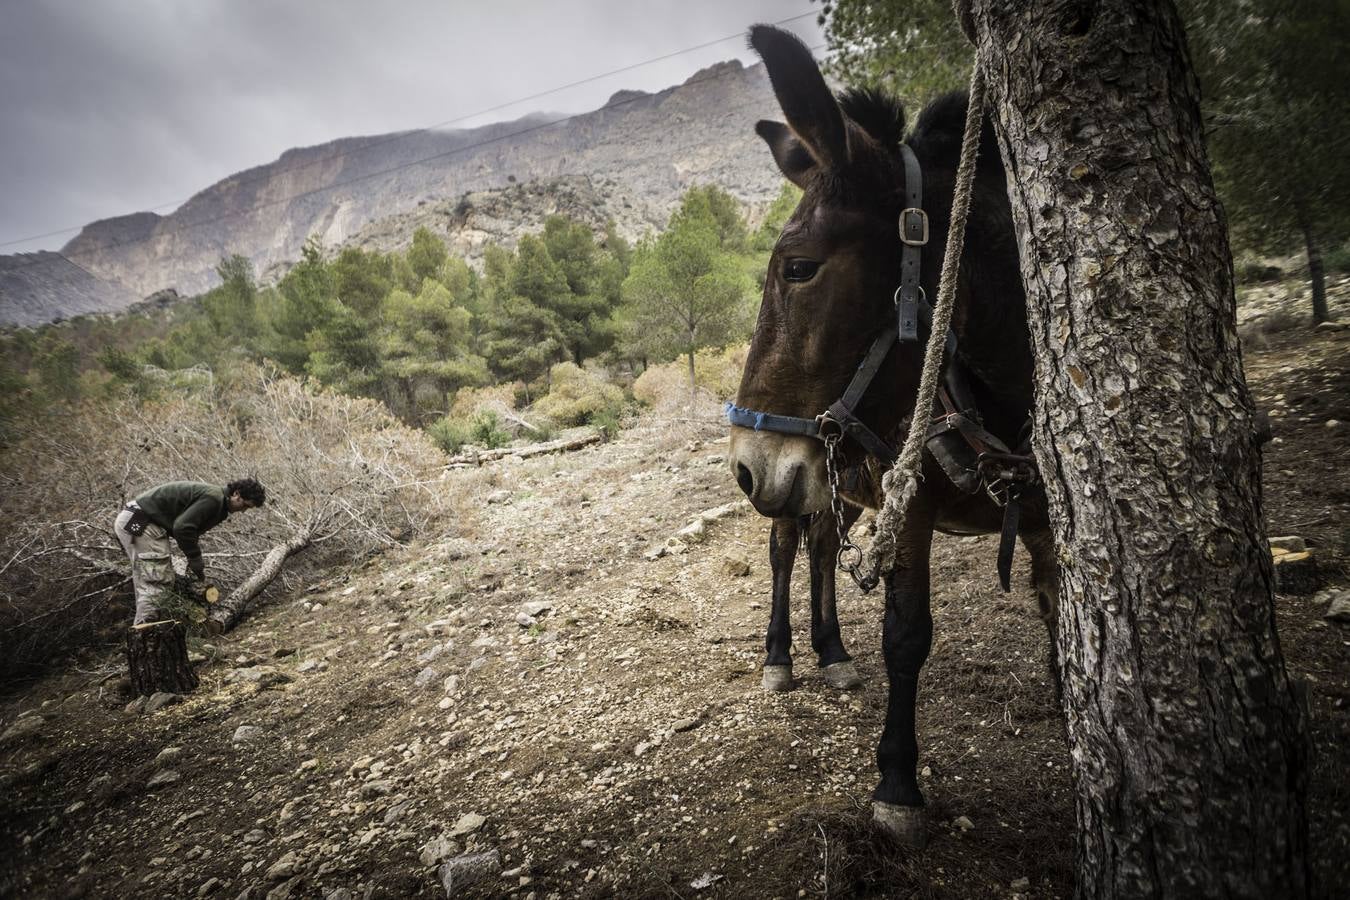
727 428 830 518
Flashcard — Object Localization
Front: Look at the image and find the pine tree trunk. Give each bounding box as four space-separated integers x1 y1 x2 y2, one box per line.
687 346 697 411
206 531 312 634
964 0 1309 895
1295 203 1330 324
126 621 198 696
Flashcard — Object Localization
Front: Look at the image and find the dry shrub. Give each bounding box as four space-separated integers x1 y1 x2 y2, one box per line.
449 382 522 418
0 362 455 688
632 344 748 414
531 362 625 427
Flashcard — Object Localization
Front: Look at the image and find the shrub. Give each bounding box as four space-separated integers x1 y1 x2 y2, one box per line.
531 362 625 427
632 344 748 413
428 410 511 454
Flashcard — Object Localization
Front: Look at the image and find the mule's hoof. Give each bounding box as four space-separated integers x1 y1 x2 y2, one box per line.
872 802 926 849
821 660 862 690
761 665 793 692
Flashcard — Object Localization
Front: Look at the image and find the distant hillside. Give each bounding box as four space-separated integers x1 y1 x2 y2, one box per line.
0 252 141 328
0 60 783 326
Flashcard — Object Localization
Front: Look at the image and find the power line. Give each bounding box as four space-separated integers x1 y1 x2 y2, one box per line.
6 38 830 279
0 10 820 252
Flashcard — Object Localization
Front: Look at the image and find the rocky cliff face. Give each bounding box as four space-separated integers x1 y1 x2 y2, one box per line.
1 59 783 325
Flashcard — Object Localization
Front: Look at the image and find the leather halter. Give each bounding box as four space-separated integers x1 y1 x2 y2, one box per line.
725 144 931 467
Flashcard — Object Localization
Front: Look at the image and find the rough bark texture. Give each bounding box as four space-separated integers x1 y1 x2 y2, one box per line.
1295 210 1329 324
206 533 312 635
964 0 1309 896
126 621 198 696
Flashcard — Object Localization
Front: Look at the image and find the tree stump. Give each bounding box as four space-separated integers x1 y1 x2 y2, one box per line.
126 621 199 696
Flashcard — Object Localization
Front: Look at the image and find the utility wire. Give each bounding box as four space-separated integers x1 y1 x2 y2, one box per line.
5 38 830 279
0 10 819 253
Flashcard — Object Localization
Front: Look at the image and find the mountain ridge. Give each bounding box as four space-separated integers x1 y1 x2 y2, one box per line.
1 59 782 326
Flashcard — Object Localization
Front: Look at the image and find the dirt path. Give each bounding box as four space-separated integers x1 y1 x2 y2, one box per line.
1 324 1346 899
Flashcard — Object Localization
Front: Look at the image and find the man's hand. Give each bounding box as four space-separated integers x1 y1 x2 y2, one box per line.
188 558 206 581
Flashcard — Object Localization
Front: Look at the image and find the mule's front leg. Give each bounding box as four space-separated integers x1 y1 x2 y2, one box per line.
807 506 863 689
762 516 804 692
872 516 934 848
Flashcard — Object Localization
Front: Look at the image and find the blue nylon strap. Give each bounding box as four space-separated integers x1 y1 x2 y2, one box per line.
724 402 820 437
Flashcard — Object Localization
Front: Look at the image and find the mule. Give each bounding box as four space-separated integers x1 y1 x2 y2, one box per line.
729 26 1060 845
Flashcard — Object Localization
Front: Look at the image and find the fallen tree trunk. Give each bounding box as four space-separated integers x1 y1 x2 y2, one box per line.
444 431 602 467
207 531 312 634
126 621 198 695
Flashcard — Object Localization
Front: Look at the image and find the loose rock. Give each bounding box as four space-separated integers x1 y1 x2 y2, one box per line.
438 849 501 896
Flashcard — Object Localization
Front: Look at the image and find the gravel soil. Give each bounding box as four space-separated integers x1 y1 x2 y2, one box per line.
1 289 1346 899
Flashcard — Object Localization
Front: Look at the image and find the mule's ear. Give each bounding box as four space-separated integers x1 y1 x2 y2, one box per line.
749 24 849 171
755 120 815 188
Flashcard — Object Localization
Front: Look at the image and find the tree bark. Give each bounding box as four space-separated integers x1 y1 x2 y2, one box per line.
964 1 1308 896
206 532 312 634
126 621 198 696
1295 203 1330 324
687 345 697 411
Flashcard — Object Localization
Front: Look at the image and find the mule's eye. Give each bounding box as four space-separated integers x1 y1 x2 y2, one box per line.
783 258 820 283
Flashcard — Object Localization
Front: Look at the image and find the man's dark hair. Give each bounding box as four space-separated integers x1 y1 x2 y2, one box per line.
226 477 267 507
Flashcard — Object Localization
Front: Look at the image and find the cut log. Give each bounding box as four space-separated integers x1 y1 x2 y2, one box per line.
126 621 198 696
206 532 312 634
443 431 602 467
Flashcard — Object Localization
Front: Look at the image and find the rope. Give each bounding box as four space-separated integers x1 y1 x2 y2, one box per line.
861 61 988 585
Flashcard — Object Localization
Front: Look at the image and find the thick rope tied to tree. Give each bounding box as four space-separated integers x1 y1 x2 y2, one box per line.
862 62 988 585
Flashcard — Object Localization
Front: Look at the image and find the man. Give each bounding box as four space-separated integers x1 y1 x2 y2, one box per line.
114 478 266 625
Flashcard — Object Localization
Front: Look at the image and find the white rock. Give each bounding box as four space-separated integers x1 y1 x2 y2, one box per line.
449 812 486 837
232 725 264 745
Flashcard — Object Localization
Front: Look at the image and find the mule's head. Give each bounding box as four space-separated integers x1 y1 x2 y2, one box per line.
730 26 918 518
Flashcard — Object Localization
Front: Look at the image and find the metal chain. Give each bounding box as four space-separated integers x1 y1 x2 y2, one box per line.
824 433 880 593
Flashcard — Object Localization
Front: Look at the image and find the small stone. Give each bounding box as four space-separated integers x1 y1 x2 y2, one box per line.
521 600 554 617
486 490 512 505
65 800 86 815
1011 877 1031 891
146 769 181 789
1323 590 1350 624
438 849 501 895
155 746 184 766
296 659 322 674
232 725 264 745
414 667 439 689
197 877 221 897
676 519 707 543
449 812 486 837
720 555 751 577
443 675 461 695
123 697 148 716
0 716 43 747
691 872 723 890
420 834 461 867
266 850 301 881
298 759 320 773
643 545 669 561
672 716 701 733
954 815 975 832
225 666 292 688
360 780 393 798
144 691 182 713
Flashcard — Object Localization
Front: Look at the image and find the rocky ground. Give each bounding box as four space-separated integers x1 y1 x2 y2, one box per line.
1 281 1347 899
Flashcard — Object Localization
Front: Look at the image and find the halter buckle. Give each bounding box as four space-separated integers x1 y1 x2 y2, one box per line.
900 207 929 246
815 412 844 441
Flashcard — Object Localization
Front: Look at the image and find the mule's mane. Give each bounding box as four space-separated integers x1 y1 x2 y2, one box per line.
838 87 906 148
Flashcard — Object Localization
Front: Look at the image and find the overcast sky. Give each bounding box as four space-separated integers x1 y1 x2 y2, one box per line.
0 1 823 254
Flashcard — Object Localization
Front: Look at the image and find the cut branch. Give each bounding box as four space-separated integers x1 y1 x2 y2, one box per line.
206 529 314 634
443 431 602 467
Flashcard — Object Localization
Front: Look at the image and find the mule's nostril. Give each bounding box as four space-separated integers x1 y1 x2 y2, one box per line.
735 462 755 497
